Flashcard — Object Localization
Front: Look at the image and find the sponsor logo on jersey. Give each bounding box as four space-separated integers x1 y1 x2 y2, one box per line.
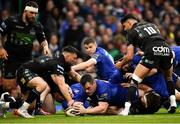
15 25 24 29
152 46 170 56
30 28 36 35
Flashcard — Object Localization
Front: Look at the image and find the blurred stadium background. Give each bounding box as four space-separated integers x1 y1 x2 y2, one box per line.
0 0 179 60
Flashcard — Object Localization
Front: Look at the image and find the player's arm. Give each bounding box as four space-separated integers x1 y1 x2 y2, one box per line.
74 101 109 115
0 19 10 60
0 36 8 59
72 58 96 71
68 69 82 82
40 39 51 56
115 44 134 69
36 23 51 56
51 74 74 106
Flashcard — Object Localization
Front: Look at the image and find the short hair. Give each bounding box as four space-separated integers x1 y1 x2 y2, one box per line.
145 91 161 113
62 46 79 55
83 37 96 45
25 1 39 8
80 74 94 86
121 14 138 24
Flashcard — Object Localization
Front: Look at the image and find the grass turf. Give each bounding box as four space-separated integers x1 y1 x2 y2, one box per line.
0 108 180 123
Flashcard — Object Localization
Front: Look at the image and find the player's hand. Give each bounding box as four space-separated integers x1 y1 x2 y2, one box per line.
124 73 132 80
0 48 8 60
73 103 86 114
121 83 130 88
43 46 51 56
137 51 144 56
115 61 122 69
68 100 75 107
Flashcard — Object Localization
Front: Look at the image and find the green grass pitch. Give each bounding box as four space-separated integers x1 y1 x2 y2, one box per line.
0 108 180 123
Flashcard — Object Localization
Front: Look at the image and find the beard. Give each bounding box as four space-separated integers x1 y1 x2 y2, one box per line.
26 15 35 24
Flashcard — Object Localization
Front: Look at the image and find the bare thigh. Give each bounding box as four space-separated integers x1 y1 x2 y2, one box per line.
133 64 151 80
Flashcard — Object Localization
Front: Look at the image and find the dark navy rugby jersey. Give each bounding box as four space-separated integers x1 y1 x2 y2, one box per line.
127 22 167 51
0 15 46 59
21 54 71 75
92 47 117 80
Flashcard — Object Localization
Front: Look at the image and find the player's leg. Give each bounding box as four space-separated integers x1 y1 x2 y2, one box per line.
17 77 48 118
42 93 56 114
161 52 177 113
119 63 151 116
34 85 51 115
16 67 49 118
2 59 21 98
161 66 177 113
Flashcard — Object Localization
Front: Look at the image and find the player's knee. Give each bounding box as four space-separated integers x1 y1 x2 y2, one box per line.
45 84 51 92
36 82 47 92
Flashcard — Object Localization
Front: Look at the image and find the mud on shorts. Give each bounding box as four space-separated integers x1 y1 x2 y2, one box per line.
140 45 173 70
16 66 38 92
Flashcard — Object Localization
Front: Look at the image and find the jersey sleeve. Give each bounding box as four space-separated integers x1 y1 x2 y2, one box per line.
35 23 46 43
92 53 101 63
0 18 11 37
64 63 71 73
126 29 138 46
52 62 65 75
71 85 87 102
97 82 109 102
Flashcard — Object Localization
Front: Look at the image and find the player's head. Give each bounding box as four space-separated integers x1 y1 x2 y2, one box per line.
121 14 138 32
83 37 97 56
141 91 161 113
80 74 97 96
62 46 79 65
24 1 39 23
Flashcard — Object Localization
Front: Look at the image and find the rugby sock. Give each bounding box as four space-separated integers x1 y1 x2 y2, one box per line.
35 94 43 109
167 80 175 95
21 102 30 110
3 92 16 102
8 100 23 109
170 95 176 107
166 80 176 107
124 102 131 112
26 89 40 104
128 80 138 102
0 85 3 96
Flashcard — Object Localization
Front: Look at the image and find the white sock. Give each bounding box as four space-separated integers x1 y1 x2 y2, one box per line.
124 102 131 111
4 102 10 109
21 102 30 110
170 95 176 107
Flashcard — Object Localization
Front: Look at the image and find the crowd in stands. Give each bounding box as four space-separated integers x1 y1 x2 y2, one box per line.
0 0 180 60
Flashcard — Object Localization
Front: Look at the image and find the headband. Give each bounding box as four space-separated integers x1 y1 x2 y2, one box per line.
25 6 38 13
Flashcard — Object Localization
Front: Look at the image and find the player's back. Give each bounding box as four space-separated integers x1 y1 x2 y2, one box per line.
130 22 166 51
21 55 68 74
95 79 128 106
95 47 117 80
